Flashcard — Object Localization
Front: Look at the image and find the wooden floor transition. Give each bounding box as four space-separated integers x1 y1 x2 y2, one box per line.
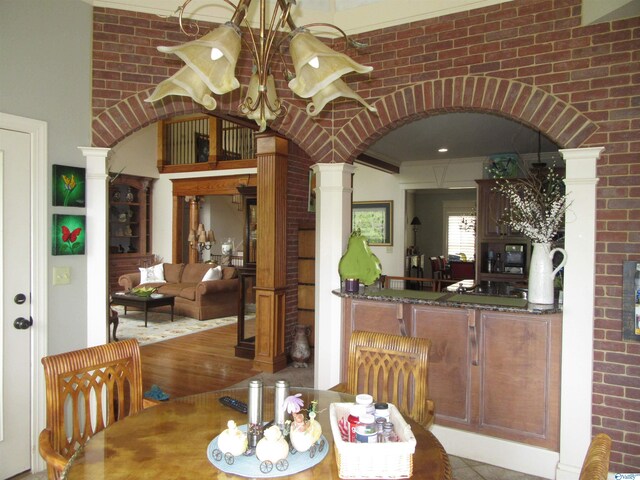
140 322 260 398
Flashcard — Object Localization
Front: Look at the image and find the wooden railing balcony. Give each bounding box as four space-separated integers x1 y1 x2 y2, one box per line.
157 115 257 174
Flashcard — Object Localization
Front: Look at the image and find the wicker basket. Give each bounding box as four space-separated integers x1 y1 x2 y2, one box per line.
329 402 416 479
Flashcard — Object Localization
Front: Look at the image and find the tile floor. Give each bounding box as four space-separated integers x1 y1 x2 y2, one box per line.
11 455 548 479
450 455 547 479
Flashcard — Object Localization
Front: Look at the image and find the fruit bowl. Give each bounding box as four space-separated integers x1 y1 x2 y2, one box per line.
130 286 157 297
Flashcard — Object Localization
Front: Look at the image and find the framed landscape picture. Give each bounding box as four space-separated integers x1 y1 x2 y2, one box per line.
52 164 86 207
352 201 393 246
52 214 86 255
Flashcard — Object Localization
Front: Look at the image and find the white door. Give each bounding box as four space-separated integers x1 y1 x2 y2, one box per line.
0 128 32 477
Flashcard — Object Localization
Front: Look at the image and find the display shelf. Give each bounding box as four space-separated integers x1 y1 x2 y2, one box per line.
108 173 154 292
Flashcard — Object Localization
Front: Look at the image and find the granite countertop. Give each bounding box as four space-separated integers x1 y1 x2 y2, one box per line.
332 286 563 314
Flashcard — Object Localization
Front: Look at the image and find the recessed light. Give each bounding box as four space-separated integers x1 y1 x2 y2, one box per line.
438 147 448 153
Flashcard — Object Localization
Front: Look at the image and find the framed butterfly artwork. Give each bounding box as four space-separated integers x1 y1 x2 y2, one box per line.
52 214 86 255
52 164 86 207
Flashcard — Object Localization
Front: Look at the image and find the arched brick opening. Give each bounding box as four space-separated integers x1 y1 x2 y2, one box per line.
91 88 334 154
332 76 599 163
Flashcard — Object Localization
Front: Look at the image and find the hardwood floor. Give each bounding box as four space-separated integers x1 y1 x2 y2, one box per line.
140 322 260 398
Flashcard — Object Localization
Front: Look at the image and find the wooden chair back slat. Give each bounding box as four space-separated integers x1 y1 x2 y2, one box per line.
40 339 144 479
346 331 433 429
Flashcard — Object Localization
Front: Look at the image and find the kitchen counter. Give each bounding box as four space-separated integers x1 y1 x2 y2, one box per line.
337 286 562 450
333 283 562 314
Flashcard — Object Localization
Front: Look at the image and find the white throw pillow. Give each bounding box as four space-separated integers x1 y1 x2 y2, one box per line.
202 265 222 281
139 264 166 284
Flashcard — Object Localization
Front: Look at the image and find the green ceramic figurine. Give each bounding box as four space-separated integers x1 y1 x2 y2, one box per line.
338 230 382 286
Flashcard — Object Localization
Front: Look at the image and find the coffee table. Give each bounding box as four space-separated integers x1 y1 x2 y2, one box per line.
111 293 175 327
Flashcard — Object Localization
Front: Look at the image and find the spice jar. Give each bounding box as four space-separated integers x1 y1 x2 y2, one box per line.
347 405 363 443
355 394 375 416
355 413 377 443
374 402 390 421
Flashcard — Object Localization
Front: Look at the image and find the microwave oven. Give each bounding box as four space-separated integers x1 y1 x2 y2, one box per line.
503 244 526 274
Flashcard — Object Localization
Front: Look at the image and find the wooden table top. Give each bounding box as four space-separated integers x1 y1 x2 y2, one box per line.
65 387 451 480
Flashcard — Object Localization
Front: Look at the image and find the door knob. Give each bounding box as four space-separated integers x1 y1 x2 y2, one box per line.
13 317 33 330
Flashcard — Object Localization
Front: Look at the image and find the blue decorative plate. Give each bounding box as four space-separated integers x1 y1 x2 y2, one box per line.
207 424 329 478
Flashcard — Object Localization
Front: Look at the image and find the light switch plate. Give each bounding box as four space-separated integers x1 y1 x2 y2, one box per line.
53 266 71 285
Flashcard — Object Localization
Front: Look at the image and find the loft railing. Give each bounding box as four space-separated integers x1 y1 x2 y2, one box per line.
157 115 256 173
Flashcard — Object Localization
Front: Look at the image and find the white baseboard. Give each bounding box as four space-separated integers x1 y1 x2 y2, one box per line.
431 425 560 479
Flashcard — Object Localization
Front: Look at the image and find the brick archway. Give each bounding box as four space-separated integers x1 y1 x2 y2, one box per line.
330 76 598 163
91 88 334 153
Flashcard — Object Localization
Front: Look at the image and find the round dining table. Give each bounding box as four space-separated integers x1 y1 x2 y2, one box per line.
64 387 451 479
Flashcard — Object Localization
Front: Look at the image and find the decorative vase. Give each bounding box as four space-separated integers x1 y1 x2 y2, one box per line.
528 242 567 304
338 230 382 286
291 324 311 368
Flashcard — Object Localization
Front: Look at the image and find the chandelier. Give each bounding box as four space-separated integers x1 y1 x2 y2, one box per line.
146 0 377 132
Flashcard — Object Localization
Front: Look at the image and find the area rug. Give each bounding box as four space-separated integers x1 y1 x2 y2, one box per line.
112 305 237 346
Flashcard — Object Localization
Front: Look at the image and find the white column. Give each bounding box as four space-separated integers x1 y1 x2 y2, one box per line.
556 147 602 480
313 162 356 390
79 147 110 347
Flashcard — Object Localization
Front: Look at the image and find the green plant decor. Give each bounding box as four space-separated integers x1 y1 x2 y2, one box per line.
338 230 382 286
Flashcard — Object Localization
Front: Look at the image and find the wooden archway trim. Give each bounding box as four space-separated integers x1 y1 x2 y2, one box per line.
171 174 257 197
170 174 258 263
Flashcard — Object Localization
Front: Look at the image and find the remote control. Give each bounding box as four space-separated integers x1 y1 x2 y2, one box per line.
219 396 248 414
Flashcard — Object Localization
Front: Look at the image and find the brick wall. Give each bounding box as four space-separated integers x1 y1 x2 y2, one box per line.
285 143 316 352
92 0 640 470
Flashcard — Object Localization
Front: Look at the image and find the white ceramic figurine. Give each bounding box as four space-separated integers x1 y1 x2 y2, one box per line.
217 420 248 457
256 425 290 463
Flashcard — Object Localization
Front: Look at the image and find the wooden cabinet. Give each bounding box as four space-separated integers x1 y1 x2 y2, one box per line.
476 179 529 284
108 174 154 292
341 297 562 450
297 228 316 348
476 310 561 448
411 306 474 427
235 186 257 359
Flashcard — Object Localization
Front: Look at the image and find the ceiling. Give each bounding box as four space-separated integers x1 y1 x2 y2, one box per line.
365 113 559 166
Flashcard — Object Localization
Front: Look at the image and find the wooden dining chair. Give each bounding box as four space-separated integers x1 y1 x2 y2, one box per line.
336 330 434 429
430 257 442 279
579 433 611 480
39 339 147 479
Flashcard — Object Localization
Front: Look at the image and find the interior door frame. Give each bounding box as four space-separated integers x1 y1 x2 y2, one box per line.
0 112 48 473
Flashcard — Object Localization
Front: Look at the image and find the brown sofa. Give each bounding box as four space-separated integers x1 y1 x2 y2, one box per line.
118 263 239 321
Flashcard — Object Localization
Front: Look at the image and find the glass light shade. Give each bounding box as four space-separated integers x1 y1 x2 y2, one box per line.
288 30 373 99
305 77 377 117
145 64 218 109
146 22 241 110
241 73 280 132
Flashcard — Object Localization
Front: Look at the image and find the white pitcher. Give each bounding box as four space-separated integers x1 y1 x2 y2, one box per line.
528 242 567 304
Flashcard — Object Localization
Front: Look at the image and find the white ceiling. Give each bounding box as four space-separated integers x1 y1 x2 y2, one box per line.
365 113 559 165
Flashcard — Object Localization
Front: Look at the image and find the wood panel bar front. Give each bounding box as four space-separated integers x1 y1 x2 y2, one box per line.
340 294 562 451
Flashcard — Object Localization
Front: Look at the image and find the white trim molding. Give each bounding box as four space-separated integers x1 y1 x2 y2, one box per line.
312 162 356 390
0 112 48 474
79 147 111 347
555 147 603 480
